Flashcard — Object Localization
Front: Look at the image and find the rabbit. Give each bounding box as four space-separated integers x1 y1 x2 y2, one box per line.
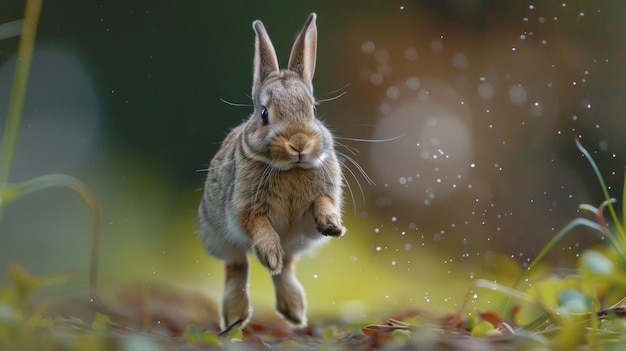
198 12 345 330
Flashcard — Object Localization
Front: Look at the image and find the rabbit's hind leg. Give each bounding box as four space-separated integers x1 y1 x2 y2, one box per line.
272 256 307 327
222 259 252 330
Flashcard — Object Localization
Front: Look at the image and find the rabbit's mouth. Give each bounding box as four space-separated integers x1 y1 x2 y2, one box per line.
292 151 326 168
271 150 328 170
268 132 327 170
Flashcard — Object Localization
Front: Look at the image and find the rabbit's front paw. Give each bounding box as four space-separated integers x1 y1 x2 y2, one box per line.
252 235 284 275
315 213 346 237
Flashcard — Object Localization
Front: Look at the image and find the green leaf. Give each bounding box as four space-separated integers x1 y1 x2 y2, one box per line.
581 250 614 276
91 312 112 332
322 324 340 340
183 325 220 346
471 321 496 337
558 289 592 314
390 329 412 344
7 263 71 303
226 327 243 340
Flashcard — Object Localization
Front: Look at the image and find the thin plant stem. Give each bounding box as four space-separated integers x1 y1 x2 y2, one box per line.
0 0 42 184
575 139 625 241
623 167 626 240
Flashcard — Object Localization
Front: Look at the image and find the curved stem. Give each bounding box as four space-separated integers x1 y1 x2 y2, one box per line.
7 174 101 299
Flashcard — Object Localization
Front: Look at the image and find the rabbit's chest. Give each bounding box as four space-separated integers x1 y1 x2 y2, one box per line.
265 169 320 232
270 171 316 211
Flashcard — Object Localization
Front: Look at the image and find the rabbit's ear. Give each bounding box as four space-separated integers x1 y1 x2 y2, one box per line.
288 13 317 92
252 20 279 98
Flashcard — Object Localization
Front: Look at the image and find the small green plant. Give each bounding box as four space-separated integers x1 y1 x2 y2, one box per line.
473 139 626 350
516 139 626 283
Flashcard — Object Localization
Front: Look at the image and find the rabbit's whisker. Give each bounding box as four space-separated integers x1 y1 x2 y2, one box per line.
337 151 375 187
335 134 404 143
316 90 347 104
197 160 234 173
220 98 253 107
316 83 350 104
336 141 359 157
336 152 366 208
340 169 357 216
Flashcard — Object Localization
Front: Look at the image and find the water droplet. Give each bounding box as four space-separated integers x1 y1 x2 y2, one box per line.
509 84 527 104
530 102 544 116
370 73 383 86
406 76 420 90
386 86 400 99
452 53 468 69
361 41 375 53
404 47 418 60
478 82 495 100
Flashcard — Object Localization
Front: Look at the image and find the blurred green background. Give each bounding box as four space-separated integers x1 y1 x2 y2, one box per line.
1 0 625 320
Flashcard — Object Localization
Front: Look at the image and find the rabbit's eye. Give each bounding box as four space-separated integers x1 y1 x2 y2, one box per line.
260 106 269 125
313 105 318 116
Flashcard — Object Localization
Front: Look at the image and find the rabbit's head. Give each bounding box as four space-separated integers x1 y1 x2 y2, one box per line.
242 13 332 171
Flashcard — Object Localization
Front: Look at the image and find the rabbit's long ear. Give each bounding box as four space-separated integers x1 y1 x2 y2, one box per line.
252 20 279 99
288 13 317 93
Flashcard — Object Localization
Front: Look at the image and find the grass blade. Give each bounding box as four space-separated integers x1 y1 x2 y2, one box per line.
0 0 42 184
575 139 625 241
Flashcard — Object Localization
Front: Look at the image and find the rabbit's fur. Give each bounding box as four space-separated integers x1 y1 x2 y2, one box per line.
198 13 345 330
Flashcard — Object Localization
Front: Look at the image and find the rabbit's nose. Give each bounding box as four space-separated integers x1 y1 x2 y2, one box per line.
288 133 310 153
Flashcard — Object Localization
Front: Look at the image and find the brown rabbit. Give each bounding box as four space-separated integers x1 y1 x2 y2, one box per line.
198 13 345 330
